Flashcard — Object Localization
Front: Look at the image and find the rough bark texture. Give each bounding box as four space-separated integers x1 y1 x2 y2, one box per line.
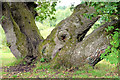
2 2 43 63
39 4 118 68
38 4 101 68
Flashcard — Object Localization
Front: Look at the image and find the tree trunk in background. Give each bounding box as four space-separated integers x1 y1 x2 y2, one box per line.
2 2 43 64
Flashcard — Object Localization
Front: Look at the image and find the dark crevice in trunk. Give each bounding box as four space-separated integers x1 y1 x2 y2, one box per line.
77 16 100 42
77 27 90 42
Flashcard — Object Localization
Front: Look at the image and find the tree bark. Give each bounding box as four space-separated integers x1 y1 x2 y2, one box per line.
39 4 101 68
39 4 119 68
2 2 43 64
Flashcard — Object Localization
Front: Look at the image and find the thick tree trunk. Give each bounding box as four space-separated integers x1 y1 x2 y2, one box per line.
2 2 43 64
39 4 119 68
1 2 119 68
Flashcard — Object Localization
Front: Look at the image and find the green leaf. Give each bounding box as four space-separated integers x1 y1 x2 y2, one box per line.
110 26 114 29
105 28 108 31
40 58 45 62
115 28 119 31
23 62 26 65
110 41 114 45
115 40 119 48
107 46 111 49
111 47 116 52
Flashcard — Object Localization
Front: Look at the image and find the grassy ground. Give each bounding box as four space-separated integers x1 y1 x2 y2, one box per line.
1 60 118 78
0 47 17 67
0 49 118 78
0 53 17 67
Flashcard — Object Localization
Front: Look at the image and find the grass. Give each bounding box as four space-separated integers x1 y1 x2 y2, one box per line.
0 47 23 67
0 47 118 78
0 50 17 67
1 53 118 78
0 47 11 53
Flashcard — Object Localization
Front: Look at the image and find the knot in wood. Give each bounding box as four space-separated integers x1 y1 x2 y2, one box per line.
57 30 70 42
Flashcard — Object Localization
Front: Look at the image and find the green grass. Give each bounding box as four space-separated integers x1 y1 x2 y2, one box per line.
0 47 23 67
0 53 17 67
1 58 118 78
0 47 11 53
0 48 118 78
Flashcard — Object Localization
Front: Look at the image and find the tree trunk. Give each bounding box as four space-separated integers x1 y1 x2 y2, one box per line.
39 4 119 68
1 3 119 67
2 2 43 64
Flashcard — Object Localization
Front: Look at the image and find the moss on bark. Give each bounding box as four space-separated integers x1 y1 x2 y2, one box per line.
39 4 101 68
2 2 43 62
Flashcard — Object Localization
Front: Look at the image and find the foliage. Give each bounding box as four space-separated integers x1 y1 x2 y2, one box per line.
40 6 72 27
101 27 120 65
70 4 75 11
0 16 6 21
84 2 119 22
6 42 11 47
38 64 50 69
35 1 72 27
74 70 86 75
35 6 72 38
12 75 17 78
23 61 27 65
40 58 45 62
85 2 119 65
35 1 57 22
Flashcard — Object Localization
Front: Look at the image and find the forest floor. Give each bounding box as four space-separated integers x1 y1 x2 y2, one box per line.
0 52 119 78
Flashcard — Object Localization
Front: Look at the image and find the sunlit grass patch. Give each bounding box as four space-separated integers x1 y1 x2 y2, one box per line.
95 59 117 70
0 47 11 53
0 53 17 67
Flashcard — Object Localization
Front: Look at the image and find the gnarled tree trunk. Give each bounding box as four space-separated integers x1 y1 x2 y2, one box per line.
1 2 119 67
38 4 119 68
